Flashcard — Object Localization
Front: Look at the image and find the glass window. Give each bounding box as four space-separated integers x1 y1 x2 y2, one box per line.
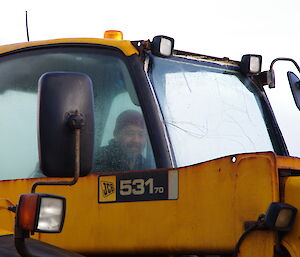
149 56 274 167
0 46 156 180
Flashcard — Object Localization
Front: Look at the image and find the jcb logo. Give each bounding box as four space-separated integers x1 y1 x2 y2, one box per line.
99 176 116 202
101 181 115 197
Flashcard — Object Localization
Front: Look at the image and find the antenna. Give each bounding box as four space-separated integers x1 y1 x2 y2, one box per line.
25 11 30 42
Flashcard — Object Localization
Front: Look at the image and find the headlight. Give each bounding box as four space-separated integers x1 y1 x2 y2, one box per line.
151 35 175 57
264 202 297 232
17 193 66 233
241 54 262 75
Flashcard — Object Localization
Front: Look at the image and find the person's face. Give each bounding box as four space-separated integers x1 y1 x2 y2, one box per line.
115 125 147 158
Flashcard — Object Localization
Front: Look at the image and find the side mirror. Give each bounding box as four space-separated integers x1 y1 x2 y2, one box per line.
38 72 94 177
288 71 300 111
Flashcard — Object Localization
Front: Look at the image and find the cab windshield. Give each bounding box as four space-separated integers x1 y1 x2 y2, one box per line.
149 55 274 167
0 46 156 180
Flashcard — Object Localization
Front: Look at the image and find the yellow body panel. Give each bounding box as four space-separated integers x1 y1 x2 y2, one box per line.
282 176 300 257
261 155 300 257
0 38 139 56
277 155 300 169
0 152 279 255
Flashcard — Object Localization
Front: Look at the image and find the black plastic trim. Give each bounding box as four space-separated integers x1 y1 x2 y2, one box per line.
250 79 289 156
126 54 173 169
0 42 126 58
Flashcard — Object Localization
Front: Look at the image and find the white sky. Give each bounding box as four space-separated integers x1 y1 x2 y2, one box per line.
1 0 300 156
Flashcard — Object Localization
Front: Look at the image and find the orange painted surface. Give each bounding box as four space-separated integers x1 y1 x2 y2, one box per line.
0 38 138 56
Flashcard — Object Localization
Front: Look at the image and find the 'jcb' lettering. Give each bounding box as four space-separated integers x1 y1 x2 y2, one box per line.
101 181 115 197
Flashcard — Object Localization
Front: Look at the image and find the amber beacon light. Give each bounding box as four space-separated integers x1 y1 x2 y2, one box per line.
104 30 123 40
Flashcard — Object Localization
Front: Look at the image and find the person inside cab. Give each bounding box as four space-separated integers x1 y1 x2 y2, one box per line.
96 110 148 172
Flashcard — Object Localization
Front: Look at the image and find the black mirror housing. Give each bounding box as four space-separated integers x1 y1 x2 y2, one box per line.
288 71 300 111
38 72 94 177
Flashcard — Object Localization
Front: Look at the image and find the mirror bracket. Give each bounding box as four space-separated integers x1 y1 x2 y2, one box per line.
268 57 300 88
67 111 85 130
252 57 300 89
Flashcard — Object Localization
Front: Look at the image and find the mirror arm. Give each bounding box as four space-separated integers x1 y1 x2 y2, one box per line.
270 57 300 73
31 111 82 193
254 57 300 88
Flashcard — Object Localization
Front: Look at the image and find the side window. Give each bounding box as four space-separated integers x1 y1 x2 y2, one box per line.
0 90 38 180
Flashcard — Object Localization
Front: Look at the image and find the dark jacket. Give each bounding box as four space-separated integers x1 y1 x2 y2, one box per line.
95 140 147 172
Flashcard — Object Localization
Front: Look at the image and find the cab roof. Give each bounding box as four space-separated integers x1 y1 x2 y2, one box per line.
0 38 139 56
